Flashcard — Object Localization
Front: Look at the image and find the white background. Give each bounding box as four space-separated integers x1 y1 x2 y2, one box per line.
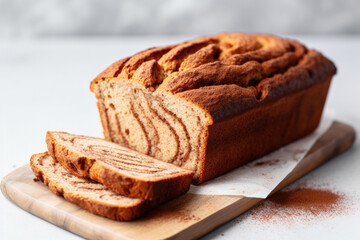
1 35 360 239
1 0 360 38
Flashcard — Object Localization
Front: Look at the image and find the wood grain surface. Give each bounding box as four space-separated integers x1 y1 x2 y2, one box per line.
1 121 355 240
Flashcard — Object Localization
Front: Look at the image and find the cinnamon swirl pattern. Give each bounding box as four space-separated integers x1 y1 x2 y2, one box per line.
99 83 204 173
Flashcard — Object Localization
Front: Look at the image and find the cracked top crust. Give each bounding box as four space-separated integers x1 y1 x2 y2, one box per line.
91 33 336 123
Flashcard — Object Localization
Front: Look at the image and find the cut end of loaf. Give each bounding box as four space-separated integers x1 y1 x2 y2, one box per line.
92 80 211 182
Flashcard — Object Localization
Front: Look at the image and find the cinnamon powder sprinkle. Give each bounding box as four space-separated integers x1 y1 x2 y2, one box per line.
269 188 340 215
248 187 349 224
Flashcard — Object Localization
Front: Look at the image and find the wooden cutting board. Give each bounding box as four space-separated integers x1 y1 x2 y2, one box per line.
1 121 355 240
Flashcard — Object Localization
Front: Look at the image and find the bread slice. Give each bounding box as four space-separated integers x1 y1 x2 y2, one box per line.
30 152 149 221
46 131 194 201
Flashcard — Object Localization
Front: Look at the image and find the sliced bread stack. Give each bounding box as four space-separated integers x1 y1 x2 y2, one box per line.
30 131 194 220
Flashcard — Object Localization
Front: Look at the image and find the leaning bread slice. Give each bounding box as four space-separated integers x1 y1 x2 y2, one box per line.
30 152 149 221
46 131 194 201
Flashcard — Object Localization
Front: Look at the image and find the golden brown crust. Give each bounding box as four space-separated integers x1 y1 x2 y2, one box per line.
178 50 335 123
195 78 332 183
178 85 258 122
46 131 194 201
30 152 149 221
91 163 193 203
91 33 336 123
90 57 130 93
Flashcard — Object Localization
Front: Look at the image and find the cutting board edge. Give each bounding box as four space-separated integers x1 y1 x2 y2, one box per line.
1 166 130 240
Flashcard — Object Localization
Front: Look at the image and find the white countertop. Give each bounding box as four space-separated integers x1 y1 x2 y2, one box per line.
1 35 360 240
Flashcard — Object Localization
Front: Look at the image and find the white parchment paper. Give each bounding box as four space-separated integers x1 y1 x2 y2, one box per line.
189 111 334 199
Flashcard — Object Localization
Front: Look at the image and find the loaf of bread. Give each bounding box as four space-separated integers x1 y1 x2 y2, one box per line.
90 33 336 184
30 152 150 221
46 131 194 201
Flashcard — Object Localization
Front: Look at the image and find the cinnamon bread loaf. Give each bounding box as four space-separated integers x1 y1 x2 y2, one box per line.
90 33 336 184
46 131 194 201
30 152 149 221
